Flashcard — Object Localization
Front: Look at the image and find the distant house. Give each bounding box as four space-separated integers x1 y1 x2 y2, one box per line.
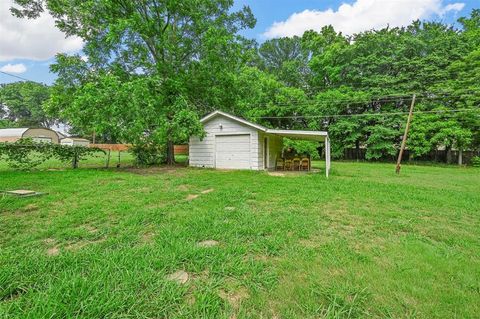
0 128 60 144
189 110 331 176
60 137 90 147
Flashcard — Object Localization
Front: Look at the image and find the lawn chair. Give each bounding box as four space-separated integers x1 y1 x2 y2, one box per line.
284 159 293 170
292 157 301 170
275 157 285 170
300 157 310 171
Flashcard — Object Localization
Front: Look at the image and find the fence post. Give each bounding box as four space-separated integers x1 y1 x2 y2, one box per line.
105 149 111 168
72 150 79 169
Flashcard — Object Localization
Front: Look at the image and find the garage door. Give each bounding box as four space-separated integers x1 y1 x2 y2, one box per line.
215 134 251 169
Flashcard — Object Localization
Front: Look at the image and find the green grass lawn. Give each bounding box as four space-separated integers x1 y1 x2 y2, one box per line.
0 162 479 318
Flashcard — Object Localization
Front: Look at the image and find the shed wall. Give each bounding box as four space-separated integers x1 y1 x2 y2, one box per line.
189 115 260 169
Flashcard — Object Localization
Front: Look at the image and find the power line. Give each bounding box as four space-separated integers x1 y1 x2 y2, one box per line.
251 90 478 105
0 70 39 83
253 108 480 119
245 93 480 110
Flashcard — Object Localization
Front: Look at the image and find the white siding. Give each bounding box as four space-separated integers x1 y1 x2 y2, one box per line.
189 115 260 170
258 132 265 169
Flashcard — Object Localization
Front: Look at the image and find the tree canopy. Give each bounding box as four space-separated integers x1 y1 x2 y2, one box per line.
10 2 480 164
0 82 53 127
13 0 255 164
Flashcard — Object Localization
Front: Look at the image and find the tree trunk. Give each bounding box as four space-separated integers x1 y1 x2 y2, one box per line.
446 146 452 164
355 140 360 162
458 149 463 166
166 140 175 165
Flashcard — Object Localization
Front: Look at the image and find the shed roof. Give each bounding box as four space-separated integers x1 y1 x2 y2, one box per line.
201 110 268 132
0 128 29 137
201 110 328 141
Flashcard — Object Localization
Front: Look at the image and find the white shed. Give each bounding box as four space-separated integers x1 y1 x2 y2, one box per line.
189 110 331 176
60 137 90 147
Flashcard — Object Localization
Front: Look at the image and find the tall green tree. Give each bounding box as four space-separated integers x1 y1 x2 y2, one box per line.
13 0 255 164
258 36 309 88
0 82 53 127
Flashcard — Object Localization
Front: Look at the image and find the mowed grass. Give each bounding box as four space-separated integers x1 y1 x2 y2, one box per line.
0 161 479 318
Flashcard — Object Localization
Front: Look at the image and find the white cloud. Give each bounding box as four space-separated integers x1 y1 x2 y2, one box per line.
0 63 27 73
264 0 465 38
441 3 465 14
0 0 83 61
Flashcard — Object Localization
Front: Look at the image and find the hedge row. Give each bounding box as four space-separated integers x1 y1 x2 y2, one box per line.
0 138 105 169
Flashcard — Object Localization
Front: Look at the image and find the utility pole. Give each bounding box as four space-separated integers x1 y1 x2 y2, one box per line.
396 94 416 174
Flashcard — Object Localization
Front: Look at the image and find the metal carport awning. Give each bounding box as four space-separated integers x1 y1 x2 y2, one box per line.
266 129 331 177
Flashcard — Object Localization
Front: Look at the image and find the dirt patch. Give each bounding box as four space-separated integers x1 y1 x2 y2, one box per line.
268 172 285 177
83 225 98 234
243 253 278 263
22 204 39 212
44 238 55 245
136 187 154 193
219 287 249 309
197 240 219 247
65 238 106 251
185 292 196 305
123 165 187 176
140 231 155 244
47 246 60 256
1 287 25 302
252 254 270 262
166 270 189 284
201 188 215 194
225 206 236 211
177 184 190 191
299 237 322 248
186 194 199 201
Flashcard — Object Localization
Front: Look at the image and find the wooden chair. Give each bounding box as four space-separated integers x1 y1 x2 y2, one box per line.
300 157 310 171
284 159 293 170
275 157 285 170
292 157 301 170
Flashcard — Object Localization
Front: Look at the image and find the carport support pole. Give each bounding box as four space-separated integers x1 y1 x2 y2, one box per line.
325 137 331 178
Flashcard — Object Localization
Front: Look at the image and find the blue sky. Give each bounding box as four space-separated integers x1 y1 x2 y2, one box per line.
0 0 478 85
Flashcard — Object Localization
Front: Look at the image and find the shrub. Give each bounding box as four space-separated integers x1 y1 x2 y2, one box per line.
49 144 105 168
283 138 320 159
0 138 51 169
0 139 104 169
129 143 165 166
471 156 480 167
